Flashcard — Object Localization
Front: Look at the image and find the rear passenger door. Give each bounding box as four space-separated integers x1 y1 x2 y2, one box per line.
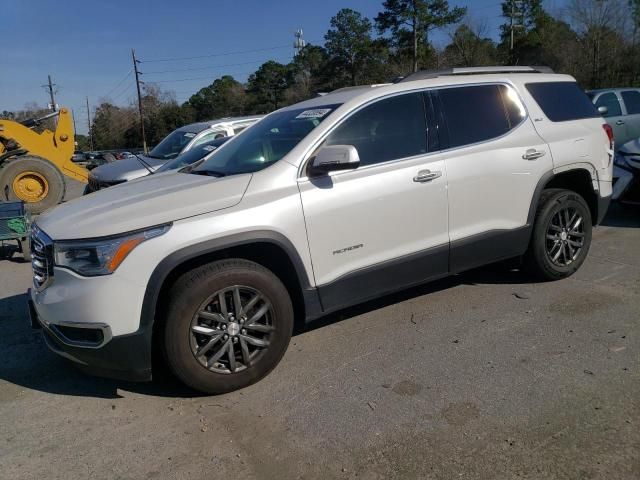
432 83 552 271
620 90 640 145
593 92 627 144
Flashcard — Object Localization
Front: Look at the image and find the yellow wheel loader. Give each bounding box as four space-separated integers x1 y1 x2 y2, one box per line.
0 108 88 214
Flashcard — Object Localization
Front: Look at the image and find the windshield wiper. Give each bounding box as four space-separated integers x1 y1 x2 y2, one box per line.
132 153 155 174
191 169 226 177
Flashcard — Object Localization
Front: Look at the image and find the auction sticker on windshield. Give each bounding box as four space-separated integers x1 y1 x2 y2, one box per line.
184 133 196 138
296 109 332 119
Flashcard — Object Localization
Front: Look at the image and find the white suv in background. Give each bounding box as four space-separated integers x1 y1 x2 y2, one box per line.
84 115 262 193
29 67 613 394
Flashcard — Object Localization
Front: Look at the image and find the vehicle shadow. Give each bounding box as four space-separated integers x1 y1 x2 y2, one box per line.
600 202 640 228
0 264 533 400
0 292 200 399
2 204 631 399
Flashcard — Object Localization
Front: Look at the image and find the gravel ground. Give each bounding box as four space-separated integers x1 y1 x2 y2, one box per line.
0 184 638 479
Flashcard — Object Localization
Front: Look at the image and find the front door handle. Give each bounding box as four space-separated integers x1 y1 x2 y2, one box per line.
413 170 442 182
616 120 625 125
522 149 546 160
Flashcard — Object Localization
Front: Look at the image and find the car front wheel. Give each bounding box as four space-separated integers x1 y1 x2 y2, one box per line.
163 259 294 394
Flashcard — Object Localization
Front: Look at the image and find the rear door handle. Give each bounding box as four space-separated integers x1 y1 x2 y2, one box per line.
522 149 546 160
616 120 625 125
413 170 442 182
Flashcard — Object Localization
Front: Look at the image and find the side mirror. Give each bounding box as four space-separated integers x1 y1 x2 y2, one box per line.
308 145 360 176
597 105 608 115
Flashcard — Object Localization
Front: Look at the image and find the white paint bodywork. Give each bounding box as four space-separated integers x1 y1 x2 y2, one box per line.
32 72 613 338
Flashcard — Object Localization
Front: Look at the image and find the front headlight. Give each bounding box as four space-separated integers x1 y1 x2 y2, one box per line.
54 224 170 276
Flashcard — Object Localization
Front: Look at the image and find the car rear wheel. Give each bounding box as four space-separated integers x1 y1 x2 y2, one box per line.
163 259 294 394
524 189 592 280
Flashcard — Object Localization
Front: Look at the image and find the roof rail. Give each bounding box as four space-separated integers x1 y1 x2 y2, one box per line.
398 66 554 83
330 83 392 93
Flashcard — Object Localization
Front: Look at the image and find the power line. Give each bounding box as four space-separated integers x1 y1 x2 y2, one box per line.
141 57 292 75
141 44 292 63
147 70 256 84
102 69 133 98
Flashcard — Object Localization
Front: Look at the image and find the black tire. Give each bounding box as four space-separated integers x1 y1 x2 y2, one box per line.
0 156 66 214
163 259 294 394
524 189 592 280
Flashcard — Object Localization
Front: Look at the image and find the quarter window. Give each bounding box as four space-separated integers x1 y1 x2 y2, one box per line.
526 82 599 122
595 92 622 117
437 84 525 149
323 93 427 167
621 90 640 115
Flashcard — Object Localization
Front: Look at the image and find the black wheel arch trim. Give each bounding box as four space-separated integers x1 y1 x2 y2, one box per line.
527 168 606 226
139 230 319 331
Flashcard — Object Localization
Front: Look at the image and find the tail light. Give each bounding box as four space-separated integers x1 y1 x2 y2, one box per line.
603 123 614 149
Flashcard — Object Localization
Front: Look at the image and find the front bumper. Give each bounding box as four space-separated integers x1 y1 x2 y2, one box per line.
28 289 152 382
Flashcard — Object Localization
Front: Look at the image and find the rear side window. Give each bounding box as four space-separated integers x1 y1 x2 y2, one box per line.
437 84 525 149
526 82 599 122
621 90 640 114
594 92 622 117
324 92 427 167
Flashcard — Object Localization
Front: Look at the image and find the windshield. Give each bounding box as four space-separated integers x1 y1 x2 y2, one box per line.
156 137 229 173
193 105 340 176
148 128 203 160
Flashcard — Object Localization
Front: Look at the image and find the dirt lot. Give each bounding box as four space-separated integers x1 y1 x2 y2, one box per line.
0 185 638 479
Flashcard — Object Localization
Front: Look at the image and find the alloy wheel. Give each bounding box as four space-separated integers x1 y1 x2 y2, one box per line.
545 206 585 267
189 285 274 374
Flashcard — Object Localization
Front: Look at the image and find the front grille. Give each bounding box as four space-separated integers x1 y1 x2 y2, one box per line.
31 225 54 290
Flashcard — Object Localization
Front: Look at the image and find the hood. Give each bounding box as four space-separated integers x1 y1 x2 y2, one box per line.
90 156 167 182
37 171 252 239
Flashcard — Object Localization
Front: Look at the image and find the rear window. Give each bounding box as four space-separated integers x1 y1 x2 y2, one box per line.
526 82 599 122
621 90 640 115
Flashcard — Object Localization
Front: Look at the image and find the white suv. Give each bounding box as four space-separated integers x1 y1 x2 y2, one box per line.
29 67 613 394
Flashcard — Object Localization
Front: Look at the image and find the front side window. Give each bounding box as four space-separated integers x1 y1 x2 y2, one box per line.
148 128 202 160
621 90 640 115
437 84 526 149
323 92 427 167
595 92 622 117
194 104 340 176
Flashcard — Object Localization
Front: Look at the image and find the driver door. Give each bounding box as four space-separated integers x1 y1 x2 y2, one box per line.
298 92 449 311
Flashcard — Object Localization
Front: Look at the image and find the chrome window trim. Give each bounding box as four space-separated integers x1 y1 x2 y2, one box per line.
297 81 530 180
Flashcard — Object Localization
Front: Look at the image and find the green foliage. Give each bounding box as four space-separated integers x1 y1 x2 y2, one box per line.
185 75 246 121
324 9 378 85
376 0 466 71
246 61 291 112
66 1 640 151
442 24 498 67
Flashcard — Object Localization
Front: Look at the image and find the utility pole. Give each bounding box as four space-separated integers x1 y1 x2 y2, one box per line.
509 0 524 61
86 96 94 151
42 75 57 111
132 48 147 154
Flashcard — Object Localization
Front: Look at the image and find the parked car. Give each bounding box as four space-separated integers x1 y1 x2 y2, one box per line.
29 66 612 394
587 88 640 146
154 136 230 174
612 137 640 204
84 116 262 193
